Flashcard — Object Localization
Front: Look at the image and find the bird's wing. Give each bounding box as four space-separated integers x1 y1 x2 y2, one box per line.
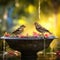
40 26 49 31
37 24 52 33
12 29 19 34
41 27 52 34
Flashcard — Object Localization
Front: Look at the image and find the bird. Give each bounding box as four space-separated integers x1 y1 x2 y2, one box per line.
34 22 52 34
12 25 26 35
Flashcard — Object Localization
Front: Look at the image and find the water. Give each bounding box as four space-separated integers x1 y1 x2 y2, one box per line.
0 51 60 60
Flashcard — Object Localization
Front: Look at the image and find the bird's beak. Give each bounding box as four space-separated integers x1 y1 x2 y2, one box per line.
34 23 35 24
24 26 26 28
34 22 37 25
21 25 26 28
23 26 26 28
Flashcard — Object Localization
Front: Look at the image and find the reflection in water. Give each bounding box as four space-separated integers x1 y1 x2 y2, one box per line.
0 52 60 60
37 52 59 60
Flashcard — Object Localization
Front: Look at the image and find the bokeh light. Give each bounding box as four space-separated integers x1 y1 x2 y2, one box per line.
24 4 36 14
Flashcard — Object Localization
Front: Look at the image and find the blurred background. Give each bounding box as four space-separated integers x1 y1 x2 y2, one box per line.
0 0 60 53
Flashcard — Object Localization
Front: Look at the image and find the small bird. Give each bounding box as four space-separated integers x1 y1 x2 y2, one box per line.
12 25 26 35
34 22 52 34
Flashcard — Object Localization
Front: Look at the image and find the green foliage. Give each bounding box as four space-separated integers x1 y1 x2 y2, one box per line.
0 0 14 6
40 1 52 15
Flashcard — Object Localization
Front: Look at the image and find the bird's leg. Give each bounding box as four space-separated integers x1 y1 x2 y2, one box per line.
13 34 17 37
15 34 20 37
